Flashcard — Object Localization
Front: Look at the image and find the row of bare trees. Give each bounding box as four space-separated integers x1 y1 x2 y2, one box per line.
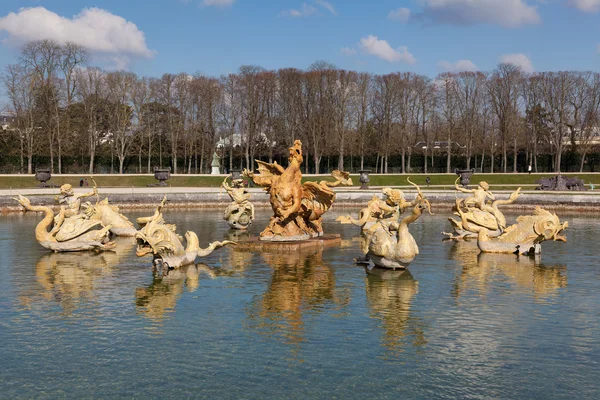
3 39 600 174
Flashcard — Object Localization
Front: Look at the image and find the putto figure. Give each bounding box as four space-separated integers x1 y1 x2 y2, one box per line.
445 178 521 239
337 186 421 232
14 194 115 252
358 180 433 269
55 181 137 237
243 139 352 241
222 176 254 230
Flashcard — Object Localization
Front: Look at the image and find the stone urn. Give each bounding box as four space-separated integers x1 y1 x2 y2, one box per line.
230 169 242 180
151 168 170 187
455 168 475 187
34 169 53 188
358 170 371 190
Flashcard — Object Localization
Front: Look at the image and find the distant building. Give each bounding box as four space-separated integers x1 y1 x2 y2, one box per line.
413 140 466 150
1 112 16 131
561 127 600 146
216 132 276 149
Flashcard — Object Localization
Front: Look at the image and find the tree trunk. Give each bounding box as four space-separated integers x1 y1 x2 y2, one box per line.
20 132 24 174
338 140 344 171
513 136 518 173
580 152 586 173
446 136 451 173
401 149 406 174
58 141 62 174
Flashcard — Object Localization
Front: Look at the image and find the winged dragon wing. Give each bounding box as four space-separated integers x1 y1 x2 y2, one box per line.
249 160 285 190
302 181 336 212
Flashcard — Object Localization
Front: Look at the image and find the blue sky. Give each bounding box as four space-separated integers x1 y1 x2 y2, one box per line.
0 0 599 79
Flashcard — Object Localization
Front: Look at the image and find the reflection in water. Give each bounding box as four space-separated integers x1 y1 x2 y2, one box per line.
364 267 426 352
135 262 243 323
135 264 200 322
19 237 136 314
246 246 350 349
450 240 567 299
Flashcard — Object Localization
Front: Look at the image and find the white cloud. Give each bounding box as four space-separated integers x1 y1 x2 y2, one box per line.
341 47 356 56
281 3 317 17
316 0 337 15
499 53 534 73
0 7 154 66
568 0 600 12
437 59 479 72
414 0 540 28
358 35 416 64
201 0 235 6
388 7 411 22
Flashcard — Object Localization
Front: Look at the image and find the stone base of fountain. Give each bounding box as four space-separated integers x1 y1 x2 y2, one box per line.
234 234 341 252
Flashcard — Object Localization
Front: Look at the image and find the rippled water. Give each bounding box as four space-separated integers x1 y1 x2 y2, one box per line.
0 208 599 399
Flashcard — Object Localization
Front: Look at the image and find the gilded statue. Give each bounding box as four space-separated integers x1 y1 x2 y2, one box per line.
337 187 420 232
135 196 235 268
221 176 254 229
445 178 521 239
14 194 115 252
474 206 567 255
55 181 137 237
242 139 352 241
353 179 433 269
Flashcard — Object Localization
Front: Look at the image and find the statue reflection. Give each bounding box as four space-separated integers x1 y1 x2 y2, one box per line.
364 267 426 353
135 262 243 323
20 237 136 314
450 241 567 299
135 264 200 322
246 245 350 351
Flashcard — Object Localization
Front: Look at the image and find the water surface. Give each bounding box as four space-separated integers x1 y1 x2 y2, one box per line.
0 209 598 399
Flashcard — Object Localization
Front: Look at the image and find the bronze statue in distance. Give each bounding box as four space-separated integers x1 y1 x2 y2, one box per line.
243 139 352 241
14 194 115 252
221 176 254 230
445 178 521 239
135 196 236 268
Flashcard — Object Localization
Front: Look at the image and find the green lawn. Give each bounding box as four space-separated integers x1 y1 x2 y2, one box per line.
0 172 598 189
0 175 228 189
362 173 599 187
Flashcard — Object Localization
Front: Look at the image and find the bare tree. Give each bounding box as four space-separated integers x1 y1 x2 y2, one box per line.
75 66 106 174
488 63 524 173
57 42 88 173
2 64 37 173
437 73 459 173
539 71 575 172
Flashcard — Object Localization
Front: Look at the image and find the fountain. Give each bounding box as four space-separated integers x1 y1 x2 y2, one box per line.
242 139 352 243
